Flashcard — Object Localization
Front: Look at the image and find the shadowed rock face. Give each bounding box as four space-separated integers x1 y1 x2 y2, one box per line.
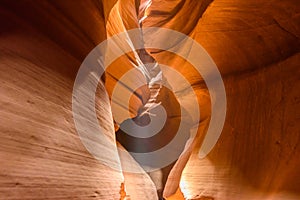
0 0 299 200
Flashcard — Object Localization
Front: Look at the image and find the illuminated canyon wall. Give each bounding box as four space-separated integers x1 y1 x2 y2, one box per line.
0 0 299 200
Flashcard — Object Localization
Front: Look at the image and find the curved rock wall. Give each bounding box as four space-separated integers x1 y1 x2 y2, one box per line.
142 0 300 199
0 0 299 200
0 1 124 199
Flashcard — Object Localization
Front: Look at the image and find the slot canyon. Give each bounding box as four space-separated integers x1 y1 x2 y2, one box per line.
0 0 299 200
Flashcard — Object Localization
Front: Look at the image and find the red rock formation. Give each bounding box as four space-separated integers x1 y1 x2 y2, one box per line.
0 0 299 200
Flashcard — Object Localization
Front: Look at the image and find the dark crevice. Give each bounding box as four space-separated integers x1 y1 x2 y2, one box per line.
273 17 300 39
222 51 300 81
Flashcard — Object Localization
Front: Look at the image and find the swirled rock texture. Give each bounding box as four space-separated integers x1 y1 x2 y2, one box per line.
0 0 299 200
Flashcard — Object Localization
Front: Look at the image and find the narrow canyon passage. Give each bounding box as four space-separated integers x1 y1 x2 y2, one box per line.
0 0 300 200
